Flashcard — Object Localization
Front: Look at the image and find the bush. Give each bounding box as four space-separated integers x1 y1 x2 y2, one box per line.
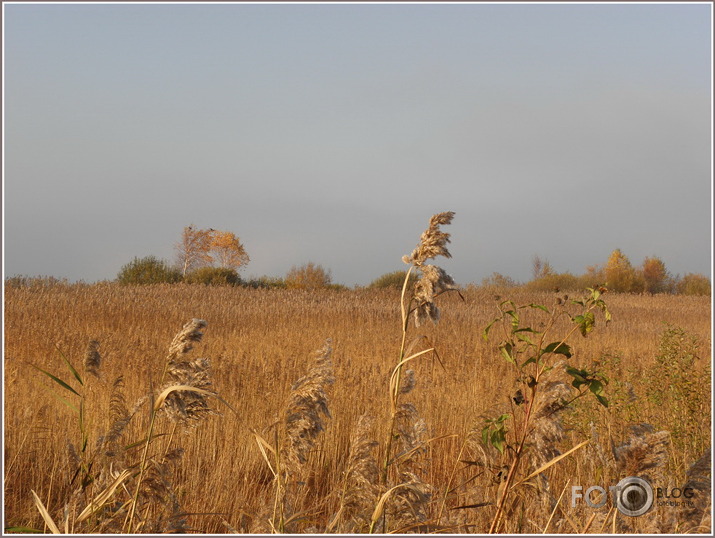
117 256 181 285
244 276 287 289
184 267 241 286
524 272 579 292
368 270 418 289
480 272 518 289
285 263 332 290
676 273 711 296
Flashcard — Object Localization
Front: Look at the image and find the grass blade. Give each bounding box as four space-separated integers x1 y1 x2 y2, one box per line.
31 490 61 534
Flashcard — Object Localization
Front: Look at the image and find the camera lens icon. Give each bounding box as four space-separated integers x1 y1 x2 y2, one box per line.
615 477 653 517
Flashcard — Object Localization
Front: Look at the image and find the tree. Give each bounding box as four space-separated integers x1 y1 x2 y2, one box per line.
531 255 553 280
641 256 669 294
285 263 332 289
117 256 182 285
175 225 214 277
209 231 250 271
604 249 639 293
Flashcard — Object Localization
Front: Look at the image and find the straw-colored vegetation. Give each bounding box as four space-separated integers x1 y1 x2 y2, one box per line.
3 214 711 534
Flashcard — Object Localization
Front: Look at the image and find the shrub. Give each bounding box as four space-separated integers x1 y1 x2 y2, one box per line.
243 276 287 289
116 256 181 285
480 272 518 289
676 273 711 296
525 272 579 292
368 270 418 289
285 263 332 290
184 266 241 286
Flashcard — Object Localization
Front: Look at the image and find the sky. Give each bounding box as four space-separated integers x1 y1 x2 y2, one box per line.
3 2 712 287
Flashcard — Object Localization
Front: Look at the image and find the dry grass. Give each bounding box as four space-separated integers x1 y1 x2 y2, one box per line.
3 280 711 533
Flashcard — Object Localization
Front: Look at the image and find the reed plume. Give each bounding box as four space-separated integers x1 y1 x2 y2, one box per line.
402 212 458 327
83 340 101 378
282 339 335 472
333 414 380 533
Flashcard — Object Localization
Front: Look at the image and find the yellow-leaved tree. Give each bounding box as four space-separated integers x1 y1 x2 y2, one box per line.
209 231 250 270
641 256 669 294
604 248 640 293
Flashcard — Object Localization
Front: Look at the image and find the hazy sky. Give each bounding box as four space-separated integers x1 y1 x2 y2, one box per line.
3 2 712 286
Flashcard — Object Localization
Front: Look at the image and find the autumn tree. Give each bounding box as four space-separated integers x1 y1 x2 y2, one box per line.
641 256 670 294
604 249 639 293
175 225 215 277
531 254 554 280
209 231 250 270
285 262 332 289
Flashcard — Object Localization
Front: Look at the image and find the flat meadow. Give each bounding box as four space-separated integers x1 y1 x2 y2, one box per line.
3 280 712 533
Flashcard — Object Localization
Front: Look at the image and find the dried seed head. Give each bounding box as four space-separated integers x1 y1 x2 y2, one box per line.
283 339 335 471
403 212 455 266
84 340 101 377
167 319 207 364
163 357 215 426
412 265 456 327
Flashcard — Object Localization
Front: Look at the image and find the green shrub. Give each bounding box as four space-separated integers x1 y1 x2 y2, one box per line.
116 256 181 285
368 270 418 289
184 266 241 286
243 276 287 289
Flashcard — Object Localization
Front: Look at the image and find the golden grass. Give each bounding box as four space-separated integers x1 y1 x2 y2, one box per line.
3 282 711 533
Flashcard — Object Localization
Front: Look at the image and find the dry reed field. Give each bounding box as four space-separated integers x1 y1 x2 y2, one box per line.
3 218 712 534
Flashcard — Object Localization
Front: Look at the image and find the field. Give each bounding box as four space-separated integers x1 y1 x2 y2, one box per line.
3 281 712 534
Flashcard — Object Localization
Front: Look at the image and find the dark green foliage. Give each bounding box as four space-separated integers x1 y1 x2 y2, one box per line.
368 270 418 289
116 256 181 285
184 266 241 286
243 276 287 289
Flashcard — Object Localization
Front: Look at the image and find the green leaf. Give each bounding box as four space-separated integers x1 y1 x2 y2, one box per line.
515 332 534 345
499 342 516 365
491 429 505 454
56 346 83 387
525 303 550 313
574 312 595 337
596 394 609 407
30 364 80 397
589 380 604 396
542 341 572 358
483 319 498 341
522 356 538 367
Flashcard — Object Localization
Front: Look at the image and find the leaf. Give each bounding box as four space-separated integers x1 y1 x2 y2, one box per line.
499 342 516 365
588 380 604 396
525 303 550 313
31 490 60 534
482 319 498 341
542 341 572 358
596 394 609 407
491 429 505 454
76 469 133 523
30 364 80 397
55 346 84 387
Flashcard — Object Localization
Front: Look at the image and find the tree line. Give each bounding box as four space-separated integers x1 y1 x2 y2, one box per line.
114 227 710 295
481 250 710 296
